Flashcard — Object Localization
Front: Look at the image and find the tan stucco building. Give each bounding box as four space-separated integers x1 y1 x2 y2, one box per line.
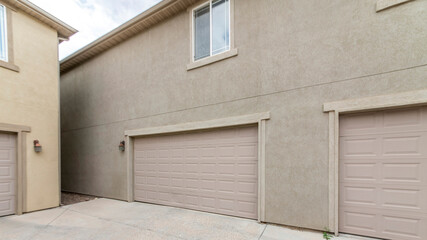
0 0 76 216
60 0 427 239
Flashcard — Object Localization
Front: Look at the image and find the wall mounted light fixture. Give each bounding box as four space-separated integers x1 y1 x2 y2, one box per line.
119 141 125 152
34 140 42 153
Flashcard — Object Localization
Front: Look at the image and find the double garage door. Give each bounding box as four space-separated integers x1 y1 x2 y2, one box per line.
0 133 16 217
340 107 427 240
134 125 258 219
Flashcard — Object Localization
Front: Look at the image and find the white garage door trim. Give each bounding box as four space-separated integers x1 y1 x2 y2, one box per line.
0 123 31 216
324 89 427 236
125 112 270 222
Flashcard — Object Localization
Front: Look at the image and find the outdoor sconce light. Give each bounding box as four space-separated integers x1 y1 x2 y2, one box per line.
34 140 42 153
119 141 125 152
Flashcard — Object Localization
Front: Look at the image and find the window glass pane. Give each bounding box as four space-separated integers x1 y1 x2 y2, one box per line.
0 5 6 61
194 4 210 61
212 0 229 55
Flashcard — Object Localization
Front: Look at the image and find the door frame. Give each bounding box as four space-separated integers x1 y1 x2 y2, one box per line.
124 112 270 222
323 89 427 235
0 123 31 215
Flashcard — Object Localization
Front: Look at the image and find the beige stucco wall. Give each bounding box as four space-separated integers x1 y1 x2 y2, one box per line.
60 0 427 230
0 6 60 212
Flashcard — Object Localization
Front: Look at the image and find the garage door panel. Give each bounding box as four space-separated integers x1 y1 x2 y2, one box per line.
236 144 258 157
0 164 15 181
0 134 15 148
382 161 425 183
0 133 15 217
0 149 15 164
340 107 427 240
0 181 15 196
381 187 426 210
341 108 427 137
133 190 258 206
340 161 377 182
237 181 258 194
0 196 15 216
340 185 377 206
136 187 257 218
381 216 425 240
134 126 258 219
382 107 427 133
341 185 427 212
341 209 426 240
341 160 426 185
341 134 427 160
136 132 257 147
340 112 379 136
340 137 380 158
237 200 257 214
340 210 378 234
198 163 217 174
383 134 427 157
135 184 258 200
138 171 256 182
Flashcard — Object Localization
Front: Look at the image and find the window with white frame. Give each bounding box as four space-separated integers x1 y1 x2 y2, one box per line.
0 4 7 62
193 0 230 61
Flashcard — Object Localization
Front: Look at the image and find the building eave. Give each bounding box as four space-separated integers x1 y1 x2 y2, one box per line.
3 0 77 40
60 0 198 74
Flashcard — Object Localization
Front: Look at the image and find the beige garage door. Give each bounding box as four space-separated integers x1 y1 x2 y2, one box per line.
339 107 427 240
0 132 16 217
134 125 258 219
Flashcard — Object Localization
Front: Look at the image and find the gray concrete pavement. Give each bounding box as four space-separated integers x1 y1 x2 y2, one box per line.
0 198 375 240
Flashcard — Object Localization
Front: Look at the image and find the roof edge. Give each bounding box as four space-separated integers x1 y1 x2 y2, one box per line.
60 0 197 73
3 0 77 38
60 0 176 64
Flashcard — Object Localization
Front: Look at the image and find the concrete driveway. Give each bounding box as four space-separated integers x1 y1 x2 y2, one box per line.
0 198 372 240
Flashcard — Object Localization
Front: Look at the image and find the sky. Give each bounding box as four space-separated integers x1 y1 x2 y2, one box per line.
29 0 162 60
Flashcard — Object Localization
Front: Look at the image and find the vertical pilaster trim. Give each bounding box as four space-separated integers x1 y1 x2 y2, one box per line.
259 119 266 222
16 132 22 215
57 34 62 207
126 136 134 202
257 120 266 222
327 110 340 235
334 111 339 236
328 111 335 232
22 132 27 212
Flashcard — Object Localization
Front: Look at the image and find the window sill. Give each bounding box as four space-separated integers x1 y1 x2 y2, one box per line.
187 48 238 71
0 60 20 72
376 0 414 12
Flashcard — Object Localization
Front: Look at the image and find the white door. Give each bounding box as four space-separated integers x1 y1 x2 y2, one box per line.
339 107 427 240
134 126 258 219
0 132 16 217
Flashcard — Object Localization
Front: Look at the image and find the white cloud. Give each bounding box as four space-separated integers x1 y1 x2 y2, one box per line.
29 0 162 60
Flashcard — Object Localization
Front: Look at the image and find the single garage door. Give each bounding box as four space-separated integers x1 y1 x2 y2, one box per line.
0 132 16 217
134 125 258 219
339 107 427 240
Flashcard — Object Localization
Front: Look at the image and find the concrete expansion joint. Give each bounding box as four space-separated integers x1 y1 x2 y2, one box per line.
27 207 68 240
46 208 68 226
65 207 187 240
258 224 268 240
